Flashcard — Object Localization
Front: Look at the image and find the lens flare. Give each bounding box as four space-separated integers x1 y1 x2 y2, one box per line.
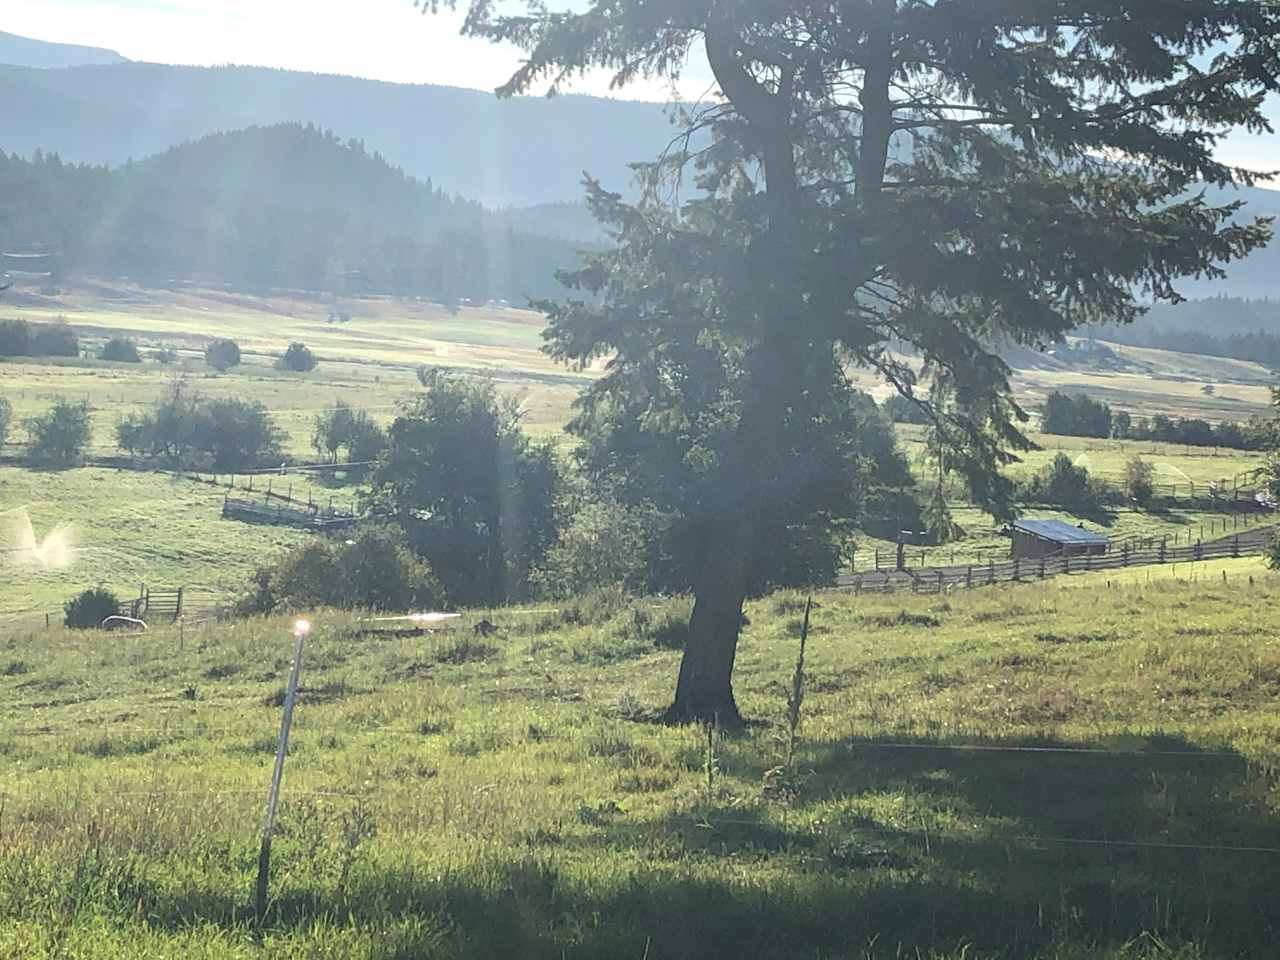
294 619 311 637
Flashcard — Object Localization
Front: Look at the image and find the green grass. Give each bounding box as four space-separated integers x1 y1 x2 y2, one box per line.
0 467 315 618
2 580 1280 957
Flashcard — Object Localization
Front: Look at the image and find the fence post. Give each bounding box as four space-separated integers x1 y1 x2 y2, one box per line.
1233 535 1240 559
256 620 310 923
1014 558 1021 581
1159 538 1166 563
1038 557 1046 579
875 550 880 571
1064 556 1070 575
1123 544 1129 567
988 559 994 585
175 587 184 622
1194 540 1202 562
45 612 50 629
966 566 972 588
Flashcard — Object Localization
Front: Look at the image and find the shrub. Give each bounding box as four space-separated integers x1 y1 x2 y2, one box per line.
191 397 285 471
26 398 92 467
0 319 78 358
64 588 121 629
1041 391 1112 439
881 394 932 425
1017 453 1111 512
1124 456 1156 506
204 338 241 371
532 499 660 599
0 396 11 448
236 528 442 614
0 319 31 357
278 342 317 372
32 320 79 357
100 337 141 363
312 400 386 464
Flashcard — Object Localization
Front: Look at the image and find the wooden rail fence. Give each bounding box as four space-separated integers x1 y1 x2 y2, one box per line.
840 525 1278 595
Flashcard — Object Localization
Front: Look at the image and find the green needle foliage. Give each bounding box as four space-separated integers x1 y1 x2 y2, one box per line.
435 0 1280 722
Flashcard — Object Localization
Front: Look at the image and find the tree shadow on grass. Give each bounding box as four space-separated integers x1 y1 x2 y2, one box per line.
89 734 1280 959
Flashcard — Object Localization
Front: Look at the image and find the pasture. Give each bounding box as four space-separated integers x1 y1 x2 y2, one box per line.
0 281 1274 617
2 576 1280 957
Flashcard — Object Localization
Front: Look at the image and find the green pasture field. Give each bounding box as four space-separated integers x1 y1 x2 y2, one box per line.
2 578 1280 957
0 467 319 620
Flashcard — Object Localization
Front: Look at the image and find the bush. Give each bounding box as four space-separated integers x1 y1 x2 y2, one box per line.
1124 456 1156 506
236 528 443 615
0 319 31 357
192 397 285 471
278 342 318 372
100 337 141 363
33 320 80 357
0 319 78 358
0 396 10 448
312 400 386 465
204 338 241 371
1041 391 1112 439
26 398 92 467
532 499 661 599
1017 453 1111 512
64 588 121 629
881 394 932 425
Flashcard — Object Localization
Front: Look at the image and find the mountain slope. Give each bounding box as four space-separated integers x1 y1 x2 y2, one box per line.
0 61 677 207
0 123 588 301
0 31 127 69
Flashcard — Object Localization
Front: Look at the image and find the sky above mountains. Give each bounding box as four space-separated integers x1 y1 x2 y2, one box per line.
2 0 1277 182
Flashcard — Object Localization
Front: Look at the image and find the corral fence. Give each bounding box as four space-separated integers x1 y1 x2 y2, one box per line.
853 499 1274 573
221 492 361 531
841 525 1278 595
1 585 221 634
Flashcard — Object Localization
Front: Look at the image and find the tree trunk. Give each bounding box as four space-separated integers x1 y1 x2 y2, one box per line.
666 516 756 725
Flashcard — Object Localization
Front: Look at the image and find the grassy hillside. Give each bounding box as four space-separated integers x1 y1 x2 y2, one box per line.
2 577 1280 957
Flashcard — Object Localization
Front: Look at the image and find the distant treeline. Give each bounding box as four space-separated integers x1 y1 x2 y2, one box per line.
1094 297 1280 369
0 123 587 301
1040 391 1267 450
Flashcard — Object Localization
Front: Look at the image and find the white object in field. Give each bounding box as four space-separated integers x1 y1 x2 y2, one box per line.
101 616 147 632
367 612 462 623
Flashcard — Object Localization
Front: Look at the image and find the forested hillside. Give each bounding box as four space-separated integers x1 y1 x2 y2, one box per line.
0 124 589 300
0 60 677 206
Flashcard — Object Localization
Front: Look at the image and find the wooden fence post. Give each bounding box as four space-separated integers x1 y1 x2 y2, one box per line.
988 559 994 585
966 566 972 588
1013 558 1021 581
1233 535 1240 559
1158 538 1166 563
1038 557 1046 579
256 620 310 923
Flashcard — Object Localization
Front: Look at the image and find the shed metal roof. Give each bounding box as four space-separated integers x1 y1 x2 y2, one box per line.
1013 518 1109 545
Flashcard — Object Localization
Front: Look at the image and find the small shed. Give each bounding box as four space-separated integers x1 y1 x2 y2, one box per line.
1011 519 1109 560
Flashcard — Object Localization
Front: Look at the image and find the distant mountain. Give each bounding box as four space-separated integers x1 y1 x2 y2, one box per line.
0 60 678 207
0 123 589 301
0 30 127 69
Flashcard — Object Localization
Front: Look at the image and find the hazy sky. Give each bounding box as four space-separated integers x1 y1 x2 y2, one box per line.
5 0 1277 178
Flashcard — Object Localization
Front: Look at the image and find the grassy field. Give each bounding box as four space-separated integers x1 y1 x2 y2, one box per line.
0 467 320 620
1 281 1275 617
2 577 1280 957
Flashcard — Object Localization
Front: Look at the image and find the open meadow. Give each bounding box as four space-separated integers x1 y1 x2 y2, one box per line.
2 282 1276 616
2 575 1280 957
